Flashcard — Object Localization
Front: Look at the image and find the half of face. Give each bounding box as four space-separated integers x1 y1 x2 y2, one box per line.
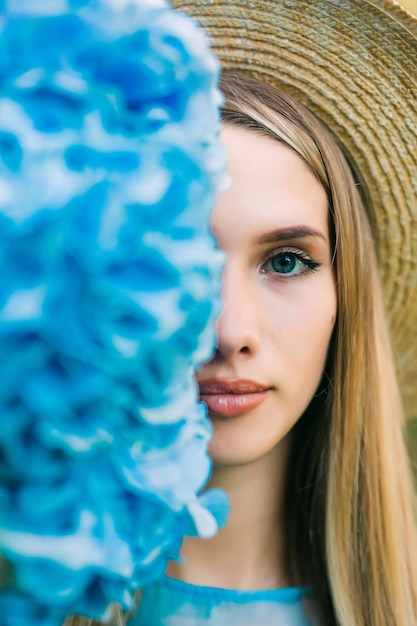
197 125 337 468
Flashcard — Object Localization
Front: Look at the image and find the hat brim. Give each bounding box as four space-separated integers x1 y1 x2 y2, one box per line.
173 0 417 418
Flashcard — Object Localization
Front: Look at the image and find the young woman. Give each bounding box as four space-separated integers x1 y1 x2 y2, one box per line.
70 1 417 624
130 70 417 626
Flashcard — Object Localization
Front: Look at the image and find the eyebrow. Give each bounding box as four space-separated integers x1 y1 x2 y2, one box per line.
257 225 328 244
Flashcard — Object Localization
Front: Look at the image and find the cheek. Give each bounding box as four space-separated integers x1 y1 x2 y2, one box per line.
266 281 336 389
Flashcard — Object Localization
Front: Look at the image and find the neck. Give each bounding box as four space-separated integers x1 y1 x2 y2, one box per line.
167 435 292 590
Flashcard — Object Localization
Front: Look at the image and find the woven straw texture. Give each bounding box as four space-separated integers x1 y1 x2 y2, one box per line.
174 0 417 418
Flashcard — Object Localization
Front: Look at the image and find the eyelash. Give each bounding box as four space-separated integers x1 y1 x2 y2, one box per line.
261 247 321 278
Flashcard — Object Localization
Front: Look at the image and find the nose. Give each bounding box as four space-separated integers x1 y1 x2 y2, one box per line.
214 262 261 361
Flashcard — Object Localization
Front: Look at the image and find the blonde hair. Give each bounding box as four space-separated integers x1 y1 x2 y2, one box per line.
220 73 417 626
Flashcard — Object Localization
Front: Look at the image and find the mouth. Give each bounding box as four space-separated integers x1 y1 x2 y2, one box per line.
198 378 271 418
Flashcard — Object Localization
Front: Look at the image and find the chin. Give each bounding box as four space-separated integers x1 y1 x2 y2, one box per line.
208 420 294 469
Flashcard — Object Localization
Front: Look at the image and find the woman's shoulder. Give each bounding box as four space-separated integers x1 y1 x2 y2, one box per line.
130 575 314 626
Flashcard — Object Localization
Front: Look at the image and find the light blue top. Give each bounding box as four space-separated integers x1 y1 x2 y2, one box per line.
131 575 314 625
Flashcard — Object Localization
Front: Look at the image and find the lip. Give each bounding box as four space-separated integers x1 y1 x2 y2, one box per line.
198 378 271 418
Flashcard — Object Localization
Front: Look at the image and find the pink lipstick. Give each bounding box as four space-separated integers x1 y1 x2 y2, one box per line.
198 378 271 418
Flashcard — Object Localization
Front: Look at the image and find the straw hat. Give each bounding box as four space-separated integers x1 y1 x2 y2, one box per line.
173 0 417 418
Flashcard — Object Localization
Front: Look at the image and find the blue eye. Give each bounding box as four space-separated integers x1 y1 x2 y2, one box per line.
263 250 319 277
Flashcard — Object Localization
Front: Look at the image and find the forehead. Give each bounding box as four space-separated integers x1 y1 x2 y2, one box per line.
213 125 329 244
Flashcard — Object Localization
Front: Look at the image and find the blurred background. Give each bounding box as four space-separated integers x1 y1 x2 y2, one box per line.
399 0 417 15
407 419 417 485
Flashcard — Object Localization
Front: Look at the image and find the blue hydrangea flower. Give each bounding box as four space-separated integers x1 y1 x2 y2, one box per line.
0 0 229 624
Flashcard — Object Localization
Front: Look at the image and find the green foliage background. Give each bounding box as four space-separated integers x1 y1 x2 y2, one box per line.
406 418 417 485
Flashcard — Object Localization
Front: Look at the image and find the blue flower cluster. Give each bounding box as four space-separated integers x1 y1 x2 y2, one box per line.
0 1 228 624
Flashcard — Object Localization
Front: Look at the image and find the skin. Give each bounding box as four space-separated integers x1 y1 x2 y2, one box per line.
168 125 337 590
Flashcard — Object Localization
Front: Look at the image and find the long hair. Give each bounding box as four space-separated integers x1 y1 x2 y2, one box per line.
220 72 417 626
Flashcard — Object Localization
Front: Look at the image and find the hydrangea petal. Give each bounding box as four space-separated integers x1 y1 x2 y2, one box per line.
0 0 229 624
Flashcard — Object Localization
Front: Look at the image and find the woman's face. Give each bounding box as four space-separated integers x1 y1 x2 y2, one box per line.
196 125 337 467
